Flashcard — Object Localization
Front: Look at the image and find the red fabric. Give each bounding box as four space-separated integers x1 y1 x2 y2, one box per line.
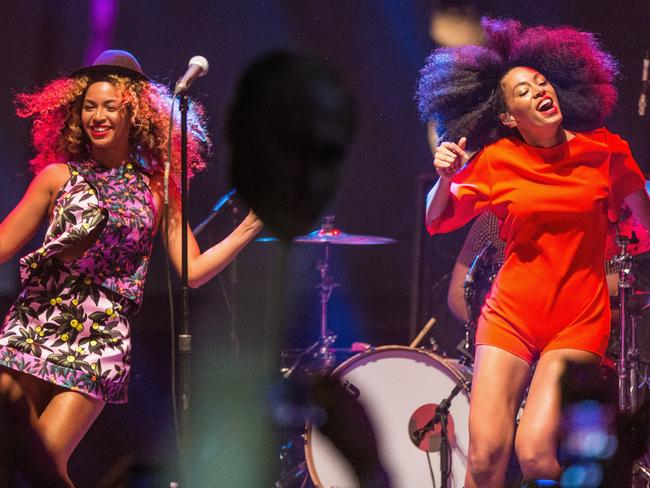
428 128 646 363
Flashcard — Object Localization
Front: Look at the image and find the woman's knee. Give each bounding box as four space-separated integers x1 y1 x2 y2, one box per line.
0 370 24 401
515 436 561 480
468 439 509 479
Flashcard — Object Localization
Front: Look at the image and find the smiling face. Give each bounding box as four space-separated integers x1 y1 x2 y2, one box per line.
499 67 564 145
81 81 132 165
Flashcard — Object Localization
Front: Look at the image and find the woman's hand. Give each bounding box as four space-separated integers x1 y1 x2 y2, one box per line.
240 209 263 235
434 137 469 179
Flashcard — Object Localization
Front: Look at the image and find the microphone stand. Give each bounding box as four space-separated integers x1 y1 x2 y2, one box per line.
191 193 242 359
177 93 192 480
412 380 468 487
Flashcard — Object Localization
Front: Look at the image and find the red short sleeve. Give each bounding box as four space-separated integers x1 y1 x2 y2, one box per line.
606 131 646 222
427 148 492 235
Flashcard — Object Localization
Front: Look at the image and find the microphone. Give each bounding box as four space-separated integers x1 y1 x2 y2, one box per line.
464 242 494 286
211 188 240 214
639 50 650 116
192 189 243 235
174 55 209 95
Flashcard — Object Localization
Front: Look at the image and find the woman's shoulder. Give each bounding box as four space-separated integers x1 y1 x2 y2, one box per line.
33 163 71 189
577 127 631 154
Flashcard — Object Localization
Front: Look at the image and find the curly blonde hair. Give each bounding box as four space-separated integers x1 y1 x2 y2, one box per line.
15 74 210 179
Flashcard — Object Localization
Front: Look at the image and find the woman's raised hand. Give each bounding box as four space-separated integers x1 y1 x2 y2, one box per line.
242 209 263 233
434 136 469 179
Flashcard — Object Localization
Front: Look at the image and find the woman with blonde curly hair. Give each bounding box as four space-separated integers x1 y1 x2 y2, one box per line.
0 50 261 486
419 18 650 486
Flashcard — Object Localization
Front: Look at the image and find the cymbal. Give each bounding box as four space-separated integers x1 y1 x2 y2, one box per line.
256 224 396 245
292 215 396 244
293 227 396 245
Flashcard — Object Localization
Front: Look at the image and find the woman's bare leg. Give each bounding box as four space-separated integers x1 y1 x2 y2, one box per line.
36 389 105 486
2 367 55 420
515 348 600 482
465 345 531 488
1 368 105 487
0 369 68 486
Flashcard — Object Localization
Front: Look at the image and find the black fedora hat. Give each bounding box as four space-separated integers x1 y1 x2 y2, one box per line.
70 49 149 81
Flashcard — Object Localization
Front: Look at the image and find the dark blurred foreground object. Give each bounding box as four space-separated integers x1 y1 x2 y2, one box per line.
0 387 67 487
228 51 357 241
558 361 650 487
312 374 390 487
273 371 390 487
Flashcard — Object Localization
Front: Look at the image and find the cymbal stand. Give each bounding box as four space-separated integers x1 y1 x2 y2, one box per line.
614 228 650 485
315 241 339 371
275 232 340 488
616 229 638 413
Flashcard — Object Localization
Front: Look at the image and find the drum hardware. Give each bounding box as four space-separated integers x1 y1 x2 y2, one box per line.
271 216 395 488
275 457 310 488
633 462 650 488
315 240 338 368
305 346 472 487
292 215 397 245
460 242 496 366
264 215 396 376
258 214 398 246
281 335 338 379
428 336 442 353
614 224 650 485
616 228 636 413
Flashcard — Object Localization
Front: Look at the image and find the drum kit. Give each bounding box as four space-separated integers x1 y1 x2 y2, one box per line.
273 216 472 488
270 202 650 488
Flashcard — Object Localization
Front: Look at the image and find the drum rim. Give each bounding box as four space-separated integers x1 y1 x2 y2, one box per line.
303 344 471 487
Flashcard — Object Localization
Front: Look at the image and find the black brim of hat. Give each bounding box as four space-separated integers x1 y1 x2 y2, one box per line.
70 64 150 81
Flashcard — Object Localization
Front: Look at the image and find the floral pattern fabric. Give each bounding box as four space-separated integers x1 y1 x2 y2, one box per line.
0 160 156 403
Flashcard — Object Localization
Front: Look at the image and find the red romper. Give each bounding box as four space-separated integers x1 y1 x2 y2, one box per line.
427 128 646 363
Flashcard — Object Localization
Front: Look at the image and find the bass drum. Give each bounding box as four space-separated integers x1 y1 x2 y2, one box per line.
304 345 471 487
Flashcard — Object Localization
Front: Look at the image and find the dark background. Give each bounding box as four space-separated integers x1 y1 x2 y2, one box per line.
1 1 649 486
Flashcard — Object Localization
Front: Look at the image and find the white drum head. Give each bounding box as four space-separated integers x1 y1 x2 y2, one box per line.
305 346 471 488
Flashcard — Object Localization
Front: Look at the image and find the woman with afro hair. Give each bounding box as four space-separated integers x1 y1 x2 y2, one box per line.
0 50 261 485
418 18 650 486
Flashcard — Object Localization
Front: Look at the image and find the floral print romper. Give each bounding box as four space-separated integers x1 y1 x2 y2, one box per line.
0 159 156 403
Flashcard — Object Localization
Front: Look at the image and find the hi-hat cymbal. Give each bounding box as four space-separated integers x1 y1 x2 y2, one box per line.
293 227 396 245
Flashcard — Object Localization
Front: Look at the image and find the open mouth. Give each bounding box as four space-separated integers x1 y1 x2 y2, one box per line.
536 97 555 113
89 126 111 137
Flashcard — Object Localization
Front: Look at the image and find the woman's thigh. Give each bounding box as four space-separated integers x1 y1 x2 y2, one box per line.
469 345 531 444
0 367 56 422
515 348 600 454
36 388 105 465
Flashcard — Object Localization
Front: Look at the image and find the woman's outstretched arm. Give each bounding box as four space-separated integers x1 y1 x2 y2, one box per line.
152 175 263 288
